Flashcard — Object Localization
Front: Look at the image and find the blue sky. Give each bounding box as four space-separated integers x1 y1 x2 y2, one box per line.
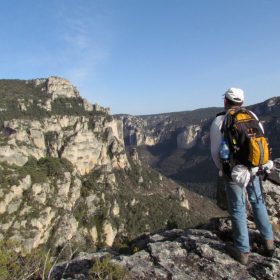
0 0 279 115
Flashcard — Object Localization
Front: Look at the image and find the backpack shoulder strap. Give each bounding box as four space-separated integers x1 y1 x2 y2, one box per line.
216 110 227 117
231 107 247 117
220 108 236 134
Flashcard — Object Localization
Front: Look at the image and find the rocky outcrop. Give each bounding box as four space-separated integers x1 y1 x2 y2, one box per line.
50 217 280 280
0 77 125 251
264 179 280 229
0 159 197 253
118 108 219 149
0 115 128 175
0 175 31 215
250 97 280 116
120 115 159 146
46 76 80 100
45 175 280 279
177 124 201 149
0 171 83 252
49 176 280 279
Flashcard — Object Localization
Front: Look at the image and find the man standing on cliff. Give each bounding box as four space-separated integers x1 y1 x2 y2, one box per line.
210 88 274 265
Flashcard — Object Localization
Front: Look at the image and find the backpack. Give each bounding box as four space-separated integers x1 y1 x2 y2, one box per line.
221 107 270 170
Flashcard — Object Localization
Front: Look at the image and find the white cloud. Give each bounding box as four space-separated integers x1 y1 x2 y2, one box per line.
53 2 113 85
62 18 91 50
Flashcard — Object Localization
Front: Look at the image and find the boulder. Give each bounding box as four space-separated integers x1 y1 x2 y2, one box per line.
50 217 280 279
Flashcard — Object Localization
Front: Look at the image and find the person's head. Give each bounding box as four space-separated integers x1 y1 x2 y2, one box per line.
223 88 244 109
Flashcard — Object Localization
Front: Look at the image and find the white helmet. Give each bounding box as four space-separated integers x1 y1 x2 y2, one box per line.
224 88 244 103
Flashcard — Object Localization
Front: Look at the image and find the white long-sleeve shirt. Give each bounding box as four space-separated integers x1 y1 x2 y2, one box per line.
210 114 224 170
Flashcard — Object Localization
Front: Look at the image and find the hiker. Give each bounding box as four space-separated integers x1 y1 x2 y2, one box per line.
210 88 274 265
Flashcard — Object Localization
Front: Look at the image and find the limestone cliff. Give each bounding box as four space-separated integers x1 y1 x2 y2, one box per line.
0 77 122 174
0 77 219 254
1 115 127 174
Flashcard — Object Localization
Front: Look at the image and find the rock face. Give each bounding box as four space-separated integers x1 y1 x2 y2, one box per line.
118 109 219 148
120 115 160 146
0 77 129 175
264 179 280 229
0 77 203 253
0 78 127 175
0 77 131 251
46 76 80 100
0 116 128 174
177 124 201 149
51 217 280 280
0 170 83 251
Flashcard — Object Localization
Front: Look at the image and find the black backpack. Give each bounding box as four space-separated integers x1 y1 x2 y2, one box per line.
221 107 270 169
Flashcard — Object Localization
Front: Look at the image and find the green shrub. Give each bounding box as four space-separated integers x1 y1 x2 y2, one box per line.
17 156 73 183
89 256 127 280
19 157 48 183
92 208 107 246
37 157 65 179
52 97 86 116
44 131 58 146
0 240 53 280
0 163 20 189
59 158 74 173
73 198 90 227
0 79 48 122
82 169 102 194
112 235 131 255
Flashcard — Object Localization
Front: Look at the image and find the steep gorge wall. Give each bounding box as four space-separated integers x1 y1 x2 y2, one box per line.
1 115 127 175
0 77 196 253
0 76 126 175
